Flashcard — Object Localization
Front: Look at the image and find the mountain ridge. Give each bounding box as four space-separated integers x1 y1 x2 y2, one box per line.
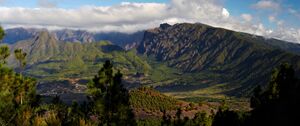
4 23 300 97
138 23 300 96
3 28 144 49
5 30 150 82
4 25 300 54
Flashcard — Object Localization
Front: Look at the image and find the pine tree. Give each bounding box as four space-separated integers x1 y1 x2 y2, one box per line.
193 112 211 126
87 60 135 125
0 46 10 65
14 49 27 74
0 26 4 41
249 63 300 126
175 108 182 126
161 110 171 126
0 27 9 67
0 27 37 125
212 108 241 126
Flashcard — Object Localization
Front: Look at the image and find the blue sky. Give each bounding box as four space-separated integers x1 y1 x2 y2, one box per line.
0 0 169 8
0 0 299 43
224 0 300 29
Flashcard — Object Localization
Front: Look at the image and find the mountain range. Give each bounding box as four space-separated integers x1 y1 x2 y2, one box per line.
138 23 300 96
3 27 144 49
3 23 300 98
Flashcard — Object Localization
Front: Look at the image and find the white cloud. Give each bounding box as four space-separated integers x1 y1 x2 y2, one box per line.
268 16 276 22
252 0 280 11
288 8 297 14
0 3 168 32
288 8 300 19
276 20 284 26
241 14 252 22
222 8 230 18
268 15 284 26
0 0 227 33
37 0 57 8
268 27 300 43
0 0 299 43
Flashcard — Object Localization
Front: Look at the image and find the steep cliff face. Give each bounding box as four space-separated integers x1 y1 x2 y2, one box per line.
138 23 300 95
54 29 95 43
10 31 59 64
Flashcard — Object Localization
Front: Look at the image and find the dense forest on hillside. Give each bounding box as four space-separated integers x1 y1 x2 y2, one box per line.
2 25 300 126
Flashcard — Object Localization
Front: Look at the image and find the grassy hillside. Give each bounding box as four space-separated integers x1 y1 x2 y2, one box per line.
8 31 150 82
130 87 179 111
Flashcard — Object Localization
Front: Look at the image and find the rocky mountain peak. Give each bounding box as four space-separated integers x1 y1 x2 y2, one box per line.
159 23 172 30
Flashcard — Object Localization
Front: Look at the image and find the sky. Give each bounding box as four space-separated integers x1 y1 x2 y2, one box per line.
0 0 299 43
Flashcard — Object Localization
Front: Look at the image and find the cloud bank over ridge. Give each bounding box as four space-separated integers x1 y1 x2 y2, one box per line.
0 0 299 43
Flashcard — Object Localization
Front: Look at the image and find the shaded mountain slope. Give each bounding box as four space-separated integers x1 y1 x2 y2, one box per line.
263 38 300 55
2 27 39 44
138 23 300 96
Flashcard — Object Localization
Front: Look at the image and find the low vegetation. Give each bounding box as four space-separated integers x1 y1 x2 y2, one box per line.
130 87 179 111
